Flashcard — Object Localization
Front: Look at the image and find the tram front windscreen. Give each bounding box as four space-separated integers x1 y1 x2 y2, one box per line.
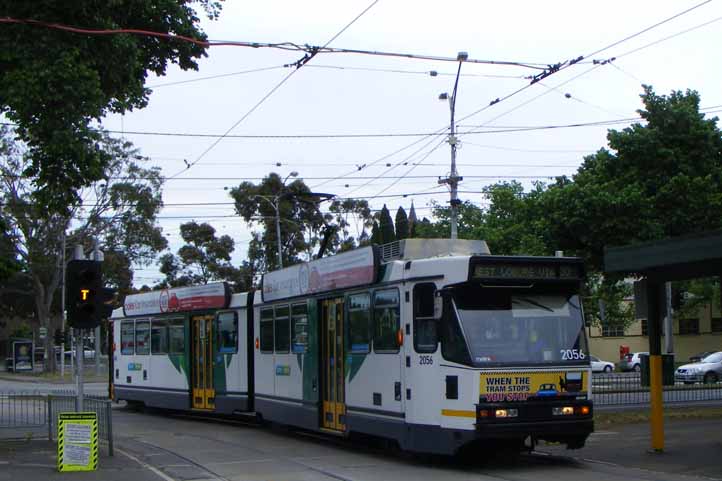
443 285 589 367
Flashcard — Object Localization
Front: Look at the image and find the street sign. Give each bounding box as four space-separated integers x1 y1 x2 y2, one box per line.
39 327 47 339
57 412 98 472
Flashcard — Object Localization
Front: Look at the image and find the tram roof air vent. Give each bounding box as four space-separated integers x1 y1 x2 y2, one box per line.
378 238 490 263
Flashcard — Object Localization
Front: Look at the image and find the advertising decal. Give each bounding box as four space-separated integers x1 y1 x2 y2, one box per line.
262 246 376 302
124 282 229 316
479 371 587 402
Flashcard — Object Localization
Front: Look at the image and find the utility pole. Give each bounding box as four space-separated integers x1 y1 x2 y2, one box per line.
438 52 467 240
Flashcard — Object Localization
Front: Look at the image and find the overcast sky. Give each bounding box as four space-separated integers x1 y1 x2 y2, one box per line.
100 0 722 286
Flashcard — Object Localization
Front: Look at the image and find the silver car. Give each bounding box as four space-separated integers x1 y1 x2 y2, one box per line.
675 351 722 384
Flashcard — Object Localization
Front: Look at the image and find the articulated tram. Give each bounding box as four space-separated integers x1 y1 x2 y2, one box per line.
111 239 593 454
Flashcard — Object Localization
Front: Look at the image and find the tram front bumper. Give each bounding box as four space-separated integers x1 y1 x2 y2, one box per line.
474 400 593 445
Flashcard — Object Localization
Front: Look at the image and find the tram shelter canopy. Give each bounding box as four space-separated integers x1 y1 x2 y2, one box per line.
604 229 722 452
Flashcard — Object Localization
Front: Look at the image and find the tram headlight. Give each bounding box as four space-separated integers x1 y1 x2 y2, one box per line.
494 408 518 418
552 406 575 416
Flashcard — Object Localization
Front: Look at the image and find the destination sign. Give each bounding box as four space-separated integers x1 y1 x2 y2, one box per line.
472 263 581 281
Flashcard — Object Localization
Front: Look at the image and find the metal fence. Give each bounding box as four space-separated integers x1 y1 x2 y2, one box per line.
592 372 722 406
0 390 113 455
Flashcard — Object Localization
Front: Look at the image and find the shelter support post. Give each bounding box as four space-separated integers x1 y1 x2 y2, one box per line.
646 279 664 452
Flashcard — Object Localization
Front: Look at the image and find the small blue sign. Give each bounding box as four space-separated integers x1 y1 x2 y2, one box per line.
127 362 142 371
275 365 291 376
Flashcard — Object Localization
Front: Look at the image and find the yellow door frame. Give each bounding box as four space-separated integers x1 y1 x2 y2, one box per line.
192 315 215 410
321 298 346 431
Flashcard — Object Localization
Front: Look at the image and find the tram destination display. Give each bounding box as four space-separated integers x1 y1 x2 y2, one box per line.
472 261 582 281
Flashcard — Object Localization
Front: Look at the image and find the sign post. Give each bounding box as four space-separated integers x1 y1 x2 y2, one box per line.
57 412 98 472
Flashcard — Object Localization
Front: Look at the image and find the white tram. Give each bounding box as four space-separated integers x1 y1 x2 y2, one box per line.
111 239 593 454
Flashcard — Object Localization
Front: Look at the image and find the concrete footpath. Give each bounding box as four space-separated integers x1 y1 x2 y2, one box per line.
0 439 160 481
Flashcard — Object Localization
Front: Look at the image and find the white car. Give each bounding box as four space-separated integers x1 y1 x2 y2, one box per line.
590 355 615 372
675 351 722 384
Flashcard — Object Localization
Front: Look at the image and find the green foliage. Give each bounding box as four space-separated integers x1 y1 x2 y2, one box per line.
328 198 373 252
583 275 636 329
0 1 222 212
159 221 248 291
0 127 166 370
543 86 722 272
229 173 325 271
9 321 33 339
370 220 382 245
378 205 395 244
395 206 409 240
471 182 551 256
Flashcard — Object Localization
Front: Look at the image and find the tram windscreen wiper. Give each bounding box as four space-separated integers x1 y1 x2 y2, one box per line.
513 297 554 312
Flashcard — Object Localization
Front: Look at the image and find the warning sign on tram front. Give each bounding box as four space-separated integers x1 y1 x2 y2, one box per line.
479 371 587 402
57 412 98 472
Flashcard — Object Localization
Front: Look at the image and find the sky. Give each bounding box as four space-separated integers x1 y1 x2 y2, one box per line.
99 0 722 286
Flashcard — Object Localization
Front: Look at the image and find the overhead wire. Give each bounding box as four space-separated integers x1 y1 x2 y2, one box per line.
166 0 380 179
146 65 285 88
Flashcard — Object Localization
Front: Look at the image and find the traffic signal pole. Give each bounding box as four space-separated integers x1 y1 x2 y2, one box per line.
73 245 85 412
93 241 103 377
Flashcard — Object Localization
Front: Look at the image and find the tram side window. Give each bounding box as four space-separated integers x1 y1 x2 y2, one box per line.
135 320 150 355
291 303 308 354
151 319 169 354
217 312 238 354
275 305 290 353
348 293 371 353
374 289 400 353
121 321 135 355
260 308 274 353
414 283 438 353
168 319 185 354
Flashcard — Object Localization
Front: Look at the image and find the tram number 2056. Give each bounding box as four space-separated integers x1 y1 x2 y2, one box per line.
419 355 434 365
560 349 586 360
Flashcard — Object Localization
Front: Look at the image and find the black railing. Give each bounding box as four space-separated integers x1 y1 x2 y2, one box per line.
592 372 722 406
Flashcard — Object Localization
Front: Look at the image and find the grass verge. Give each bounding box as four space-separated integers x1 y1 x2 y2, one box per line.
595 406 722 426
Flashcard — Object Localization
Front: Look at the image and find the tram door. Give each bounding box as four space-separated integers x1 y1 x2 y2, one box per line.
321 298 346 431
191 315 215 410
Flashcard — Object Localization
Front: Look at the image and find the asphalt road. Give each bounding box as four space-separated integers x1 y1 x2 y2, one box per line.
108 405 722 481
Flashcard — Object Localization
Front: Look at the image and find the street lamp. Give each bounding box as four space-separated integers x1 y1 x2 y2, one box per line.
438 51 468 240
254 171 298 269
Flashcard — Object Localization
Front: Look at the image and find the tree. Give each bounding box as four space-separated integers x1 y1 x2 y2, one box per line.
378 205 395 244
159 221 249 292
470 182 551 256
230 173 326 271
370 220 382 245
0 127 167 370
395 206 409 240
0 1 222 212
543 86 722 272
328 198 373 252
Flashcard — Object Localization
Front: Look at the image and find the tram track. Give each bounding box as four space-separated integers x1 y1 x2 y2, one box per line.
118 405 588 481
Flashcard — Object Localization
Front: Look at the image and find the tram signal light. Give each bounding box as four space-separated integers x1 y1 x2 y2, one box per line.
66 260 103 329
54 329 65 346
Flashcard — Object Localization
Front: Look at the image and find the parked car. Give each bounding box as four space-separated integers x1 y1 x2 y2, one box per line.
689 351 716 363
590 355 615 372
618 352 648 372
53 346 96 361
675 351 722 384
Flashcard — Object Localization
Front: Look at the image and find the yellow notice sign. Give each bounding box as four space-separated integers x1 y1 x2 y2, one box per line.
57 412 98 472
479 371 587 402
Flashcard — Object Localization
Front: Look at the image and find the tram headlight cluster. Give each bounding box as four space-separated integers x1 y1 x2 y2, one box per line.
552 405 591 416
494 408 518 418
